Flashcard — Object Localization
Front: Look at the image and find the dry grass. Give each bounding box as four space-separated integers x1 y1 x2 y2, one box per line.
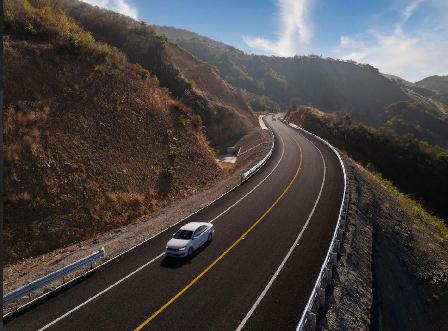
3 0 223 264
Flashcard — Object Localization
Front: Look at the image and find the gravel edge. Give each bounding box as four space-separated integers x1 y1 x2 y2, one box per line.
3 128 272 314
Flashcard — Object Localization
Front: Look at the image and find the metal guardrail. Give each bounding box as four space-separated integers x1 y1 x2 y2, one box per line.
241 116 275 183
288 124 349 331
3 115 272 310
3 248 105 306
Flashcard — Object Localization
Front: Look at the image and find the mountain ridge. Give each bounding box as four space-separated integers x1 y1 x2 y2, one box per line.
152 24 448 148
3 0 225 263
61 0 257 151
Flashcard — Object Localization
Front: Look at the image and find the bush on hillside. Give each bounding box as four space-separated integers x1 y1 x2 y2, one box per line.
287 107 448 223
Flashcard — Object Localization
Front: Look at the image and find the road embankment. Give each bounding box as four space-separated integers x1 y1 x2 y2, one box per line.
319 156 448 330
3 128 273 315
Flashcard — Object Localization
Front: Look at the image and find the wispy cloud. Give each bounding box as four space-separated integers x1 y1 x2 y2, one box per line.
335 0 448 81
243 0 313 56
81 0 138 19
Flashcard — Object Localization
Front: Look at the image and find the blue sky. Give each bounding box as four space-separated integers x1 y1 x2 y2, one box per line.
83 0 447 81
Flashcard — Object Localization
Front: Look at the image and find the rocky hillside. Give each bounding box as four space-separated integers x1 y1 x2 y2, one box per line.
3 0 223 263
61 0 257 151
286 106 448 222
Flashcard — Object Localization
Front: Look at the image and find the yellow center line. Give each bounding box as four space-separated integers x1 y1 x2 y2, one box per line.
134 135 303 331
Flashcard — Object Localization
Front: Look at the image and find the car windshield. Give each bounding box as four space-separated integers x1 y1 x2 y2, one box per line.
173 230 193 240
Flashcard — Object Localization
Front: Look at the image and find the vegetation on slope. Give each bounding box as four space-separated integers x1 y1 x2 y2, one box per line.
60 0 256 150
286 107 448 223
384 101 448 148
152 25 410 124
372 171 447 249
155 26 448 150
3 0 222 263
416 75 448 95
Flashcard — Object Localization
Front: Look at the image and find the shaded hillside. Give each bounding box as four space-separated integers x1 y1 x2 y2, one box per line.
3 0 222 263
320 157 448 330
61 0 256 150
416 75 448 95
156 26 448 149
384 101 448 148
286 107 448 222
152 25 410 125
382 73 413 87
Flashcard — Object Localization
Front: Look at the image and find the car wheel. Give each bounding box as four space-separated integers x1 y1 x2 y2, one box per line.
208 233 213 242
187 247 193 258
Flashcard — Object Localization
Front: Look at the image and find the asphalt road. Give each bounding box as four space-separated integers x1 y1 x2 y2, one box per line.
4 117 344 330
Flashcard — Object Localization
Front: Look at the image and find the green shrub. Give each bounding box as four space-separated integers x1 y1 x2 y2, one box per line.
160 166 175 180
191 114 203 131
5 0 96 51
288 107 448 222
169 145 182 158
177 114 190 127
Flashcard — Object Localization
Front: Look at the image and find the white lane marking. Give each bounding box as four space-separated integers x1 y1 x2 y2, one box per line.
37 131 286 330
38 253 165 331
210 133 285 223
236 132 327 331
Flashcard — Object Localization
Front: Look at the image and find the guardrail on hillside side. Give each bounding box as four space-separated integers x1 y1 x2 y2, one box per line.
288 123 349 331
3 248 105 307
241 117 275 183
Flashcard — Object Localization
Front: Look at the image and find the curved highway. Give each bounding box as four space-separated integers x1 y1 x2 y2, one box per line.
4 117 344 330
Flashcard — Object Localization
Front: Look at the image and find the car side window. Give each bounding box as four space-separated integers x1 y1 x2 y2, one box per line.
200 226 207 234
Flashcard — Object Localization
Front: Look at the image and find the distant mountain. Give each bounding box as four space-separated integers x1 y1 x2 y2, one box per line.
415 75 448 95
382 74 414 87
152 25 231 50
153 25 410 126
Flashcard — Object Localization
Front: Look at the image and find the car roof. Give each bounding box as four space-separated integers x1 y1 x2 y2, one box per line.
179 222 210 231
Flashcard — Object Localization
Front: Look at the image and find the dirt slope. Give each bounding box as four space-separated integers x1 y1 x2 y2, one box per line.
3 0 222 263
60 0 257 150
320 158 448 330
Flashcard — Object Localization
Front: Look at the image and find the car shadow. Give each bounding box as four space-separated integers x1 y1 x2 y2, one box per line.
160 241 212 269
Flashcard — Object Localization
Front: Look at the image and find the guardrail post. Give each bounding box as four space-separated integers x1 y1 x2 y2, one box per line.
325 267 333 286
337 229 343 241
331 252 338 266
340 218 346 230
318 287 325 310
334 240 341 254
307 311 316 331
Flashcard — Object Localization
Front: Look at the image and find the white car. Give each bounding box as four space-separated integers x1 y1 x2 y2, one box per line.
166 222 215 258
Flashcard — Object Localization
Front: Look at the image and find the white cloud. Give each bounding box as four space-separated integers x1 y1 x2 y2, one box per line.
81 0 138 19
335 0 448 81
243 0 313 56
401 0 424 23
